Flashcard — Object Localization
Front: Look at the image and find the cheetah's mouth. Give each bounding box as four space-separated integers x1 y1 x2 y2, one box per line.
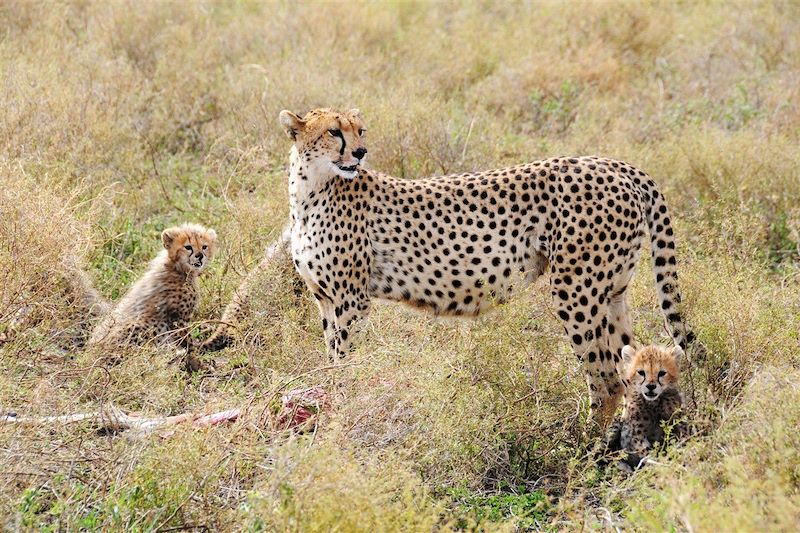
331 161 361 180
335 163 359 173
643 391 659 400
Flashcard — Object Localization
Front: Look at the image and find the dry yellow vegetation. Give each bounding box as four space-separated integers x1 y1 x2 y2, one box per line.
1 1 799 531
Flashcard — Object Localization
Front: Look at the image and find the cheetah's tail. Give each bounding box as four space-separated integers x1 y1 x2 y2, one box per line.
643 183 703 358
62 262 112 318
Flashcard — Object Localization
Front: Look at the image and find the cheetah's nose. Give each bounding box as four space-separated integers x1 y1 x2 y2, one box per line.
195 253 204 260
352 147 367 160
646 383 657 391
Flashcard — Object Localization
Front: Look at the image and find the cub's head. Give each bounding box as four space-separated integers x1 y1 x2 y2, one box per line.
279 108 367 180
161 223 217 274
621 344 683 401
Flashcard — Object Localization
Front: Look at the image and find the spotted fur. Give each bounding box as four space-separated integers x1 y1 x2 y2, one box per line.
603 344 686 469
88 224 217 349
271 107 698 424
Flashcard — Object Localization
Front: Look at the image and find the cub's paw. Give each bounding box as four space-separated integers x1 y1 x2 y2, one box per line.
198 332 234 353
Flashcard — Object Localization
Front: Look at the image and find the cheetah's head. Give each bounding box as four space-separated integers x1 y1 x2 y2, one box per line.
279 108 367 180
621 344 683 401
161 223 217 275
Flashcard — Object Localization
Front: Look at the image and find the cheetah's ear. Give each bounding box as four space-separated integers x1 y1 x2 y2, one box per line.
161 228 178 249
672 345 685 367
349 108 361 118
279 110 305 141
206 228 217 243
621 345 636 369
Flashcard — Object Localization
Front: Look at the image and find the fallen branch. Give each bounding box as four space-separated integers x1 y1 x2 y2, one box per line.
1 385 330 439
0 404 240 437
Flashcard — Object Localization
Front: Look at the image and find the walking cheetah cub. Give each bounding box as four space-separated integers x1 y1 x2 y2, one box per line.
88 224 216 350
603 344 687 471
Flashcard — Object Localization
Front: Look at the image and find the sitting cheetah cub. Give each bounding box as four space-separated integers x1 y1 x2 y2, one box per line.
603 344 687 471
88 224 216 350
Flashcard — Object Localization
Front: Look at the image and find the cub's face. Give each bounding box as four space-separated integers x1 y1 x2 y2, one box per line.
279 108 368 180
621 345 683 401
161 224 217 274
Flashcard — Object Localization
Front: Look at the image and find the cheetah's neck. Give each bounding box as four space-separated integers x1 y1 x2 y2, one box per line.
288 146 338 215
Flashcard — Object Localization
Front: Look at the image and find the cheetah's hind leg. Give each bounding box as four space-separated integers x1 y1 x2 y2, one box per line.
199 227 294 353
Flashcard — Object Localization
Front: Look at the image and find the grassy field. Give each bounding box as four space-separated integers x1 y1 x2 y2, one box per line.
2 1 800 530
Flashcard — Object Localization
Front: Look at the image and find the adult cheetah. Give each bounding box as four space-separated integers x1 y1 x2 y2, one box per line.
213 107 699 425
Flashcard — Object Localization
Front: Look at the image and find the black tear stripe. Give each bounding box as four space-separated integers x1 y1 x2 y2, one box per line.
332 129 346 155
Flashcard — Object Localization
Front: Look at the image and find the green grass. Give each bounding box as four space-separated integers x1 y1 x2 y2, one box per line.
1 1 799 531
445 485 550 531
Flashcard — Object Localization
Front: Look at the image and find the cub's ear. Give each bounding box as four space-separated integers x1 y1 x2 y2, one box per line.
672 345 685 366
161 228 178 249
349 108 361 118
621 345 636 369
279 110 305 140
206 228 218 243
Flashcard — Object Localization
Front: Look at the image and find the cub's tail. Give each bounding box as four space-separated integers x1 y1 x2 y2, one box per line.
65 267 111 318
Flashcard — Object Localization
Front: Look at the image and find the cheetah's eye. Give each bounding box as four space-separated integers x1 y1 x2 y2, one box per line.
637 370 646 377
358 128 366 136
184 245 192 251
202 245 208 250
657 370 666 378
328 128 341 137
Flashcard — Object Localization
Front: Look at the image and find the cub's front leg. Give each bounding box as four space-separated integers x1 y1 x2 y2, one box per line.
660 393 688 439
621 419 652 459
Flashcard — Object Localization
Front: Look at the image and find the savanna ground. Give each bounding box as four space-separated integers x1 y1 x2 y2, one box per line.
1 1 800 531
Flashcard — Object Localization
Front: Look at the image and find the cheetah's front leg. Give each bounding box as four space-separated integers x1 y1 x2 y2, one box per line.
316 294 371 361
622 421 652 458
661 393 688 439
316 299 339 360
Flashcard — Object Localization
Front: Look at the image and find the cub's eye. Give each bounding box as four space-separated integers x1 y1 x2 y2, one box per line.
328 128 341 137
358 128 366 136
184 245 192 251
637 370 646 377
202 245 208 250
658 370 667 377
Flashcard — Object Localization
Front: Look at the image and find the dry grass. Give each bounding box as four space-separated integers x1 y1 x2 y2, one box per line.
1 1 799 531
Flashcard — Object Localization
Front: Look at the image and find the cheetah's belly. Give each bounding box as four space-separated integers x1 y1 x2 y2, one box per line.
369 229 548 317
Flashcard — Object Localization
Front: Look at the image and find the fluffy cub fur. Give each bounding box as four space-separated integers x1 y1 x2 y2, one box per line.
602 344 686 470
88 223 216 349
